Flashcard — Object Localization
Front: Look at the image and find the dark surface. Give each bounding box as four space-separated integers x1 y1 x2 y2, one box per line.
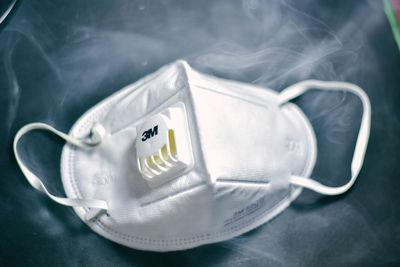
1 0 400 266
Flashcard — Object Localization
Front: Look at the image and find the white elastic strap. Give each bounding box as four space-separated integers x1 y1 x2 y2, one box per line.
13 122 108 210
279 80 371 195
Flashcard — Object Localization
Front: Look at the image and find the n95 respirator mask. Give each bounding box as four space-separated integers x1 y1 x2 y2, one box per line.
14 60 371 251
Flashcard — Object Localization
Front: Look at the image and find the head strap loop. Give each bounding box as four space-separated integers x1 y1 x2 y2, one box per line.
279 80 371 195
13 122 108 210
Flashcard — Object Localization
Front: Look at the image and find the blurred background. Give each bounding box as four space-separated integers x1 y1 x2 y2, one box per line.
0 0 399 266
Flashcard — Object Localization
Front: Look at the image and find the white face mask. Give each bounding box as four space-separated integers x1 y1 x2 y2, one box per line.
13 60 371 251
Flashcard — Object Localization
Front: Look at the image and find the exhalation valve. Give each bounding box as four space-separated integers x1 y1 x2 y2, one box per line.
135 102 193 186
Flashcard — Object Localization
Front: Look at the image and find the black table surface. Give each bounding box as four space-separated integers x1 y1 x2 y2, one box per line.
1 0 399 266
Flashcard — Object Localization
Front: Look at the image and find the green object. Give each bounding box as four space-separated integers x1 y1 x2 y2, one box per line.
384 0 400 51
